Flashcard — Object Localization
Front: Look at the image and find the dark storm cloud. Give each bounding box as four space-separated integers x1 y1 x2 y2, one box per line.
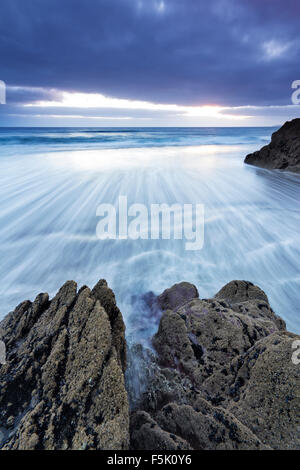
0 0 299 106
6 86 60 105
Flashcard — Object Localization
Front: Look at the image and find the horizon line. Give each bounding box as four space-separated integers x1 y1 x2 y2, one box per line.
0 124 281 129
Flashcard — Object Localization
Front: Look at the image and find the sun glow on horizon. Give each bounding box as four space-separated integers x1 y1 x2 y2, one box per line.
25 90 250 121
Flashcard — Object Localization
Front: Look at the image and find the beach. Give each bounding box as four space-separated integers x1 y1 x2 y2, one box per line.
0 127 299 342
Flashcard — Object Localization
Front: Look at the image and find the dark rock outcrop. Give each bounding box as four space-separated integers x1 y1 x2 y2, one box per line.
204 331 300 450
131 281 300 450
1 278 299 450
0 280 129 450
244 118 300 172
157 282 199 312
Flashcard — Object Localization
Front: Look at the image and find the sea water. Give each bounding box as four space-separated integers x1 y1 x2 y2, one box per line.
0 127 299 340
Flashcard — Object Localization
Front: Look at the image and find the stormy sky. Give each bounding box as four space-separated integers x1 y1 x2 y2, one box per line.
0 0 299 126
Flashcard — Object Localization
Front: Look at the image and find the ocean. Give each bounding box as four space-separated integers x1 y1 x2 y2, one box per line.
0 127 299 340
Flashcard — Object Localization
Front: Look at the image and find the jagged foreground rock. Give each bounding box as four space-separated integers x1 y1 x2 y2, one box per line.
244 118 300 172
131 281 300 450
1 278 299 450
0 280 129 450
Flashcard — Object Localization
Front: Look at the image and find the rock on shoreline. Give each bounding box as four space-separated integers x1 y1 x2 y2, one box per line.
0 280 129 450
244 118 300 173
131 281 300 450
1 279 299 450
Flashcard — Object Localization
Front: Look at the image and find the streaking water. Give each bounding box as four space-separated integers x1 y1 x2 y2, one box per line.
0 127 299 339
